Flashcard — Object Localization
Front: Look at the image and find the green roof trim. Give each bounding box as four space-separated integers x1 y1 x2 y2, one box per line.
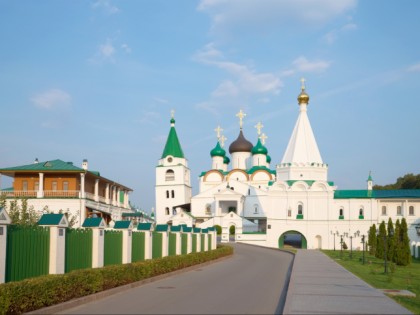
38 213 64 226
113 221 131 229
247 166 276 175
193 227 201 233
122 212 143 217
208 227 215 232
182 226 192 233
0 159 84 172
170 226 181 232
286 180 335 187
161 124 184 159
201 228 208 233
82 217 104 228
334 189 420 199
155 224 169 232
137 223 153 231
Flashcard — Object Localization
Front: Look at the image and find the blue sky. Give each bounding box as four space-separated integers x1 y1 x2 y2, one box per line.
1 0 420 213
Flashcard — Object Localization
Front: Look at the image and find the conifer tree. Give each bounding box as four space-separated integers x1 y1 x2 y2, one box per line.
368 224 377 255
387 218 395 261
376 221 386 259
392 219 401 263
398 218 411 266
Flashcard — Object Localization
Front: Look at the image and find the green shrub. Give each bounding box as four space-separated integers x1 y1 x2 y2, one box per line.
0 245 233 315
214 225 222 235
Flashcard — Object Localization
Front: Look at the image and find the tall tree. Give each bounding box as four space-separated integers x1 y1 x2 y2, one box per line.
376 221 386 259
392 219 401 264
398 218 412 266
368 224 377 255
387 218 395 261
374 173 420 190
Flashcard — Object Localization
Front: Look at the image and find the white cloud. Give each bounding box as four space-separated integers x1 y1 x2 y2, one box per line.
323 22 358 44
31 89 71 110
92 0 120 15
292 56 331 73
407 63 420 72
89 38 116 64
198 0 357 34
136 111 160 124
195 102 221 116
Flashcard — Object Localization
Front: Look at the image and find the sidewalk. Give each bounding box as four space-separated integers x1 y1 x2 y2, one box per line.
283 250 412 314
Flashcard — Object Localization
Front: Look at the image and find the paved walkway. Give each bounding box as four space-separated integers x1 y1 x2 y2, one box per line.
283 250 412 314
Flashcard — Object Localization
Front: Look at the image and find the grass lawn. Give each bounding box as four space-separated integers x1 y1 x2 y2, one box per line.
322 250 420 314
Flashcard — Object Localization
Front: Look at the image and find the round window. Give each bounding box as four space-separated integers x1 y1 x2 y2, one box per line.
167 157 173 163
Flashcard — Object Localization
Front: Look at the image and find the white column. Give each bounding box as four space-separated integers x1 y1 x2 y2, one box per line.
175 232 181 255
187 233 192 254
221 226 229 243
212 230 217 249
161 232 168 257
105 184 110 204
37 173 44 198
144 231 152 260
112 186 117 206
124 191 129 209
94 179 99 202
0 225 8 283
203 234 208 251
196 233 201 252
117 188 121 207
80 173 86 199
122 230 132 264
48 227 66 275
92 228 104 268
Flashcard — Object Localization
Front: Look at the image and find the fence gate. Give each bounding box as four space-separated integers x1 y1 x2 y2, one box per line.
152 232 163 259
132 231 146 262
6 225 50 282
104 230 123 266
168 233 177 256
65 228 92 273
192 234 197 253
181 234 188 255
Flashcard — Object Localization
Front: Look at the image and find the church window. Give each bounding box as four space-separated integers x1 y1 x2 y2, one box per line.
409 206 414 216
165 170 175 181
248 189 250 195
359 208 364 217
166 190 169 199
165 207 169 215
288 209 292 217
381 206 387 215
52 181 57 191
339 208 343 216
173 208 177 215
254 204 259 214
22 180 28 191
397 206 402 215
298 204 303 215
171 190 175 198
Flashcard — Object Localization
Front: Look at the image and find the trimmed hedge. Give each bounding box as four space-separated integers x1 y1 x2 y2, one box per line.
0 245 233 315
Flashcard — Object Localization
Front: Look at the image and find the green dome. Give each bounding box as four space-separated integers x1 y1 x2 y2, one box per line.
224 155 230 164
210 141 226 157
251 139 268 155
266 155 271 163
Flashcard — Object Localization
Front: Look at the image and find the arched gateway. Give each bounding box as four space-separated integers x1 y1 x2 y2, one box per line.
278 231 307 249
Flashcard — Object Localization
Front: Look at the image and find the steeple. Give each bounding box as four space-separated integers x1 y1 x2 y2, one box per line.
367 171 373 191
281 79 323 165
161 111 184 159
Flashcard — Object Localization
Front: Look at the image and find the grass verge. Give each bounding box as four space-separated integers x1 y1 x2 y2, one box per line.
322 250 420 314
0 245 233 315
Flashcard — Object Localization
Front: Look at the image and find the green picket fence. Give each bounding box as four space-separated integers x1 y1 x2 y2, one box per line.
181 234 188 255
104 230 123 266
192 234 197 253
208 234 212 250
132 231 146 262
65 228 92 273
6 225 50 282
152 232 163 259
168 233 177 256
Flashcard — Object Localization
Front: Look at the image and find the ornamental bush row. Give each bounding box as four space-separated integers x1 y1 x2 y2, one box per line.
0 245 233 315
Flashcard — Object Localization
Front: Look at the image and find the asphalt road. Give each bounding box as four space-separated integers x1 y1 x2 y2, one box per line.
60 243 294 314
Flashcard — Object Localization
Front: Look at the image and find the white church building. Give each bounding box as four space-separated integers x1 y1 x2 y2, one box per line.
155 80 420 254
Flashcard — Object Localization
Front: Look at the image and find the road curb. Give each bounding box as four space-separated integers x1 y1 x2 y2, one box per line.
26 254 233 315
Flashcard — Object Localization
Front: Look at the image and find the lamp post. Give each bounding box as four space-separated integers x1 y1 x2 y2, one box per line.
361 235 366 265
349 236 353 259
340 235 344 258
331 230 336 251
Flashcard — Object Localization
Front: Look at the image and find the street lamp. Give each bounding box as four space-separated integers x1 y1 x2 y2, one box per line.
361 235 366 265
340 235 344 258
349 235 353 259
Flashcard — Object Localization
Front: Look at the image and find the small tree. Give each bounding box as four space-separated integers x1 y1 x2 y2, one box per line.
376 221 386 259
4 198 40 225
229 225 235 235
214 225 222 235
398 218 411 266
387 218 395 261
368 224 377 255
392 219 401 264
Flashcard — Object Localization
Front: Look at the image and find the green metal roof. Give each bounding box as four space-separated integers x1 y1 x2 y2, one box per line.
210 141 226 157
161 120 184 159
38 213 65 225
193 227 201 233
137 223 153 231
82 217 104 228
224 155 230 164
0 159 84 172
170 226 181 232
208 227 215 232
247 166 276 175
113 221 131 229
122 212 143 217
201 228 208 233
182 225 192 233
155 224 169 232
334 189 420 199
251 138 268 155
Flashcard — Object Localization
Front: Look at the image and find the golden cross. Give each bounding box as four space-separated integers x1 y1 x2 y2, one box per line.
236 109 246 128
260 133 268 145
255 121 264 136
214 125 223 139
220 135 227 148
170 109 175 119
300 77 306 91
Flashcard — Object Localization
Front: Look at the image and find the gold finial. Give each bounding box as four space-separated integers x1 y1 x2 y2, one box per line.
260 133 268 145
214 125 223 139
297 78 309 105
255 121 264 136
220 135 227 148
236 109 246 129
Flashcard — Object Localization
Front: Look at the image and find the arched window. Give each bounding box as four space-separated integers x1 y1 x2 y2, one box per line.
381 206 387 216
397 206 402 215
359 208 364 217
339 208 343 216
254 204 259 214
165 169 175 181
165 207 169 215
409 206 414 216
298 204 303 215
166 190 169 199
171 190 175 198
173 208 177 215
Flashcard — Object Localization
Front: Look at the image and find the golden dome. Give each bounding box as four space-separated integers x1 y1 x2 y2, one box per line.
297 78 310 105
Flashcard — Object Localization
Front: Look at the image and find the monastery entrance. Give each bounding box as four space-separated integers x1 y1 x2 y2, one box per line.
278 231 307 249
